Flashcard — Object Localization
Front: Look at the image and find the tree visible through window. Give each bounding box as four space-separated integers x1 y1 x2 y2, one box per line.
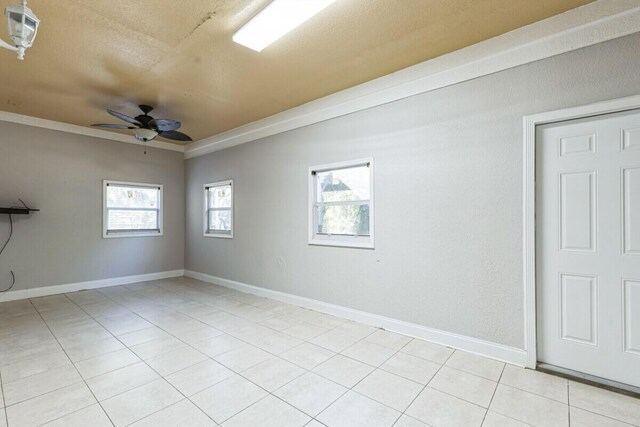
310 159 374 248
316 167 370 236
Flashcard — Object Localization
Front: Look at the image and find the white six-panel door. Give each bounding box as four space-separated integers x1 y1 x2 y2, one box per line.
537 109 640 388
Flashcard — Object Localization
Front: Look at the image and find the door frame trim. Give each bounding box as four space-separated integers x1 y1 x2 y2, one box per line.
523 94 640 369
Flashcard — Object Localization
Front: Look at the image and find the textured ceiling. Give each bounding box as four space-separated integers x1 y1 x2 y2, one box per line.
0 0 592 144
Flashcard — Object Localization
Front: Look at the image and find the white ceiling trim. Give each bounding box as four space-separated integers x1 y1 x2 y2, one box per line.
0 110 185 153
185 0 640 159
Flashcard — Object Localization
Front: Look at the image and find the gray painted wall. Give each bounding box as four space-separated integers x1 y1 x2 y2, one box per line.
185 33 640 349
0 123 185 291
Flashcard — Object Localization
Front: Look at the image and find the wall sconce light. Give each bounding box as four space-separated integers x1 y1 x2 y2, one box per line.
0 0 39 60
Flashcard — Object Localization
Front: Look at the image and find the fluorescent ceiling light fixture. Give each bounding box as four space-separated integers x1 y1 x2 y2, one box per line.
233 0 337 52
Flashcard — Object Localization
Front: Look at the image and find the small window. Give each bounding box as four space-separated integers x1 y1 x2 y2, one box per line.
103 180 162 238
204 180 233 238
309 158 374 248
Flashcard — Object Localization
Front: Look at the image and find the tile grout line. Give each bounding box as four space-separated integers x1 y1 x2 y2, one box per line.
25 298 116 427
124 398 200 427
480 362 506 426
0 319 67 388
62 292 220 427
485 383 555 427
98 279 343 361
305 330 389 424
420 384 500 421
40 402 114 427
111 280 398 425
344 335 415 427
426 362 575 424
237 326 389 425
11 285 476 425
296 326 533 424
87 282 348 425
569 406 637 427
496 378 568 405
136 284 334 424
567 381 571 426
392 347 457 426
12 279 599 427
0 370 8 427
92 281 485 426
273 331 433 425
212 327 382 423
252 335 390 423
211 285 554 415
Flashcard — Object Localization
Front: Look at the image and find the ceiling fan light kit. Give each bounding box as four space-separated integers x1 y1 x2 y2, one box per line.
134 128 158 143
0 0 39 60
92 104 193 146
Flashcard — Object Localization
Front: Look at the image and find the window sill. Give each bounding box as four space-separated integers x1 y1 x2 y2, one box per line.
308 238 374 249
204 232 233 239
103 231 163 239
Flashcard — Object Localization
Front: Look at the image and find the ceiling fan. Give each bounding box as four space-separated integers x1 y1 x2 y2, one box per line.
92 105 193 143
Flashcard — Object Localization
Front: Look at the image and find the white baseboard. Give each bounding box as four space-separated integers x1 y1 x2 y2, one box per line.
184 270 528 367
0 270 185 303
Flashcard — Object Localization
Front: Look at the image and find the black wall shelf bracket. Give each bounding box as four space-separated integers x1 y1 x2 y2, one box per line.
0 200 38 293
0 207 39 215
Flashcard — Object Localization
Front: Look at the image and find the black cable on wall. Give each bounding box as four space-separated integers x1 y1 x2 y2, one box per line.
0 213 15 293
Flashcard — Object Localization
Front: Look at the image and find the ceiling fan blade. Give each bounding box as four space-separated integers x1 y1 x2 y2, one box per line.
107 109 142 126
149 119 181 132
159 130 192 142
91 123 136 129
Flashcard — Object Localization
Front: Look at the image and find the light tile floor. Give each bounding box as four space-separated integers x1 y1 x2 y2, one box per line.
1 277 639 426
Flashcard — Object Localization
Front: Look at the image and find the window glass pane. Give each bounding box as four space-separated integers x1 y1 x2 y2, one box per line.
208 185 232 208
208 209 232 231
108 210 158 231
316 165 369 203
316 204 370 236
107 186 158 209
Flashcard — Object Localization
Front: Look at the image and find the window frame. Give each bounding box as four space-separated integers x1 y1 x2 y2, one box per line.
308 158 374 249
102 180 163 239
203 179 234 239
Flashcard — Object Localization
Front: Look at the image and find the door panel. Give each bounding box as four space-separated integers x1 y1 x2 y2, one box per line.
622 127 640 151
560 133 596 156
537 109 640 388
624 280 640 356
559 171 596 252
623 167 640 255
560 274 597 346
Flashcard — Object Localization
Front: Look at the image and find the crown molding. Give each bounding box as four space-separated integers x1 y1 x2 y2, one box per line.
185 0 640 159
1 1 637 158
0 110 185 153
